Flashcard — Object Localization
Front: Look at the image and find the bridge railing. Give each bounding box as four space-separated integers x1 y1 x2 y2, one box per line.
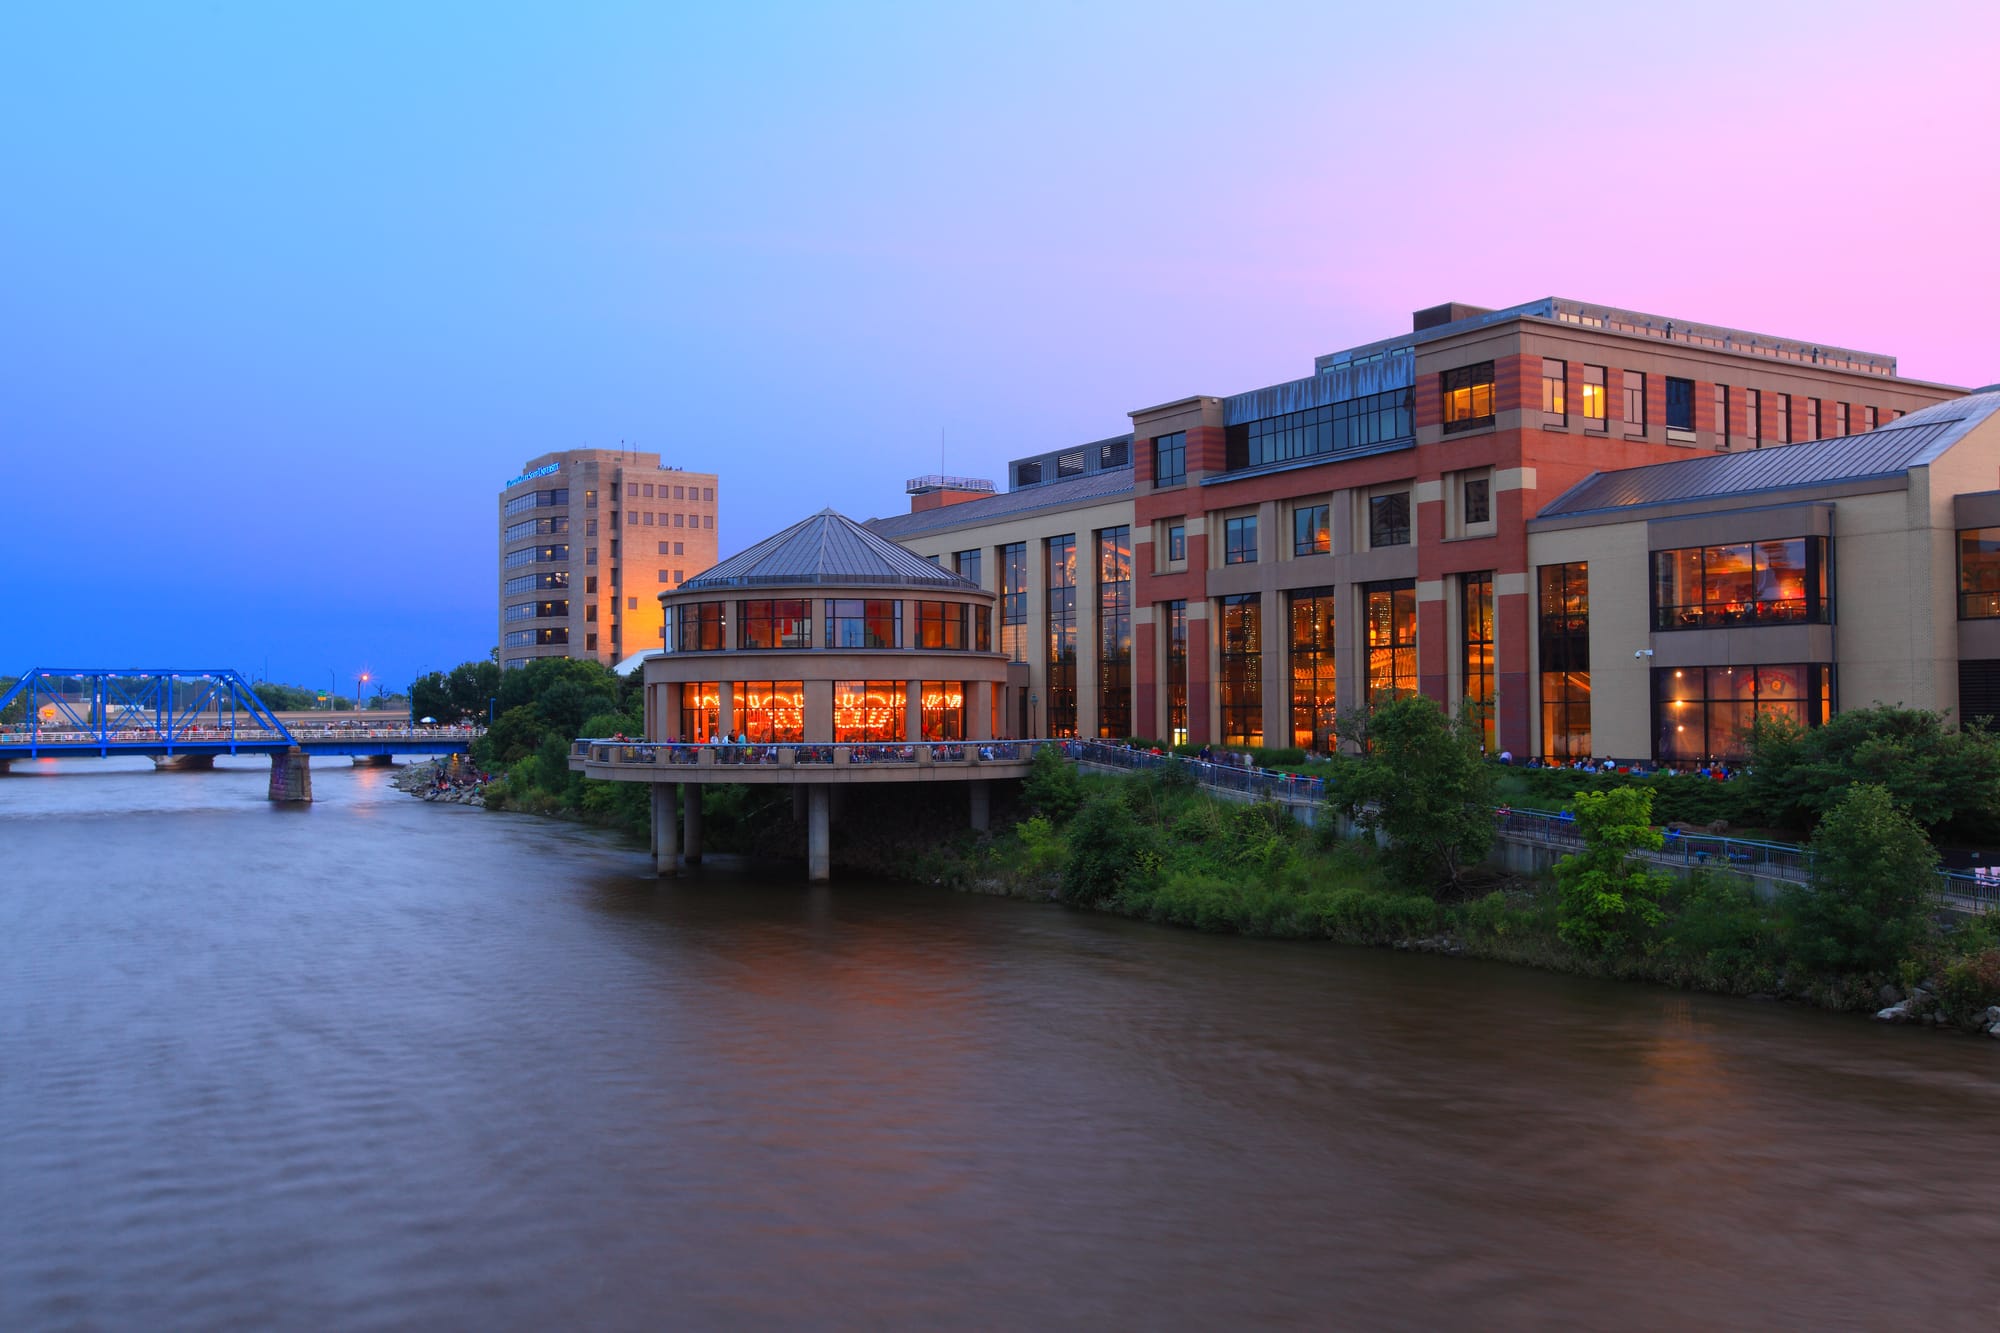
572 738 1059 770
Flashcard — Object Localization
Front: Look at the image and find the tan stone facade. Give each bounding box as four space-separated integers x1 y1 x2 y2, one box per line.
497 448 719 670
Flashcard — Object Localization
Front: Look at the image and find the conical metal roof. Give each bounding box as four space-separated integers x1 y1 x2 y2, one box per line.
680 508 980 591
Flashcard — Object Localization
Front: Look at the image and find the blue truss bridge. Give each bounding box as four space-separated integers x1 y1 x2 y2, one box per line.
0 668 479 801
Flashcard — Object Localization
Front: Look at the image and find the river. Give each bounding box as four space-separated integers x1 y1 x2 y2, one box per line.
2 757 1996 1330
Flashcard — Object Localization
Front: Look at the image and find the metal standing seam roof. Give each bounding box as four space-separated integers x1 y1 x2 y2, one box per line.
864 466 1134 541
1535 390 2000 519
679 508 979 591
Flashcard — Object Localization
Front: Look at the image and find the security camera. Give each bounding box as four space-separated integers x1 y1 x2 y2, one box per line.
1634 649 1655 659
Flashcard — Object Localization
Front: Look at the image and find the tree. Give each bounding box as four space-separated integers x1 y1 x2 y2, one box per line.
1555 787 1669 954
1787 783 1938 977
1022 743 1083 824
1344 695 1494 893
1747 706 2000 840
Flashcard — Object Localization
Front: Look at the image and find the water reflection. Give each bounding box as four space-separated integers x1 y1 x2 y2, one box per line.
2 761 1997 1329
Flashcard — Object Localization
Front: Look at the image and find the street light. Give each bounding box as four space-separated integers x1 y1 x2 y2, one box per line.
326 669 336 710
356 672 369 713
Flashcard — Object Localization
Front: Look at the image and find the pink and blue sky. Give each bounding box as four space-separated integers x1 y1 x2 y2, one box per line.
4 1 1996 692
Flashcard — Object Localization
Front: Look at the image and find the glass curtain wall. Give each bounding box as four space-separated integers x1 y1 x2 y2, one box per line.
1218 593 1262 746
833 682 907 743
1097 526 1132 738
1538 562 1591 759
730 681 805 743
1000 543 1028 662
679 681 721 742
1046 535 1078 737
1165 599 1188 745
1655 664 1831 763
1287 588 1337 752
1461 572 1495 754
1363 581 1416 706
920 682 965 741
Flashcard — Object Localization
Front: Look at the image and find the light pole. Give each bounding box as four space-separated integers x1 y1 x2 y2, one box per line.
326 669 336 710
356 672 370 713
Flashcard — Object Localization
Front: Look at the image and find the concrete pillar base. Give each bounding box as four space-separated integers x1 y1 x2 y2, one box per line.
652 783 679 877
153 754 216 771
268 748 313 802
808 784 830 882
682 784 704 865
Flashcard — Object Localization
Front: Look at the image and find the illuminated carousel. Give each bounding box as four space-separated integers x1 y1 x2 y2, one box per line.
571 509 1033 880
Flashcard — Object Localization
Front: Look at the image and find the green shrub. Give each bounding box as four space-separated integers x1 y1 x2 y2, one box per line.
1555 788 1670 954
1344 695 1494 893
1786 783 1938 977
1061 791 1164 907
1023 744 1084 824
1938 948 2000 1019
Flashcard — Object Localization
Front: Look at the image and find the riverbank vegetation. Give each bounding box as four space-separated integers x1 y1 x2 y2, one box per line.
959 700 2000 1028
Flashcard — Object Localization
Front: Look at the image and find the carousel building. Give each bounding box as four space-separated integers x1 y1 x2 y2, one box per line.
570 508 1036 879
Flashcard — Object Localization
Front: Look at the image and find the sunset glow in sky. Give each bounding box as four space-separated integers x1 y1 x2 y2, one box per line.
5 1 1997 690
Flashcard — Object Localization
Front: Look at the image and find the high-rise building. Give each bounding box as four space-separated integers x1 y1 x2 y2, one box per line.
498 448 719 670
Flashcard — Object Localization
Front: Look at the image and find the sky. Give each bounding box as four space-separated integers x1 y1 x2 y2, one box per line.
4 0 1997 695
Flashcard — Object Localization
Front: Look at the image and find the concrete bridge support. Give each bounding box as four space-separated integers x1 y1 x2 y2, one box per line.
267 748 313 802
152 754 216 771
350 755 395 767
651 784 679 877
682 785 703 865
808 784 831 882
969 779 990 833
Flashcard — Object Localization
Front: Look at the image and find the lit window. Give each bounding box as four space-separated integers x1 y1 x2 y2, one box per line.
1581 365 1607 427
1441 362 1496 433
1541 358 1566 417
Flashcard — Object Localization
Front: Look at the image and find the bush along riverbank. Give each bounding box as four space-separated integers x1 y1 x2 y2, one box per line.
946 704 2000 1035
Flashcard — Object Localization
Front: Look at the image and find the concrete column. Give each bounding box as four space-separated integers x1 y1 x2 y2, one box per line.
969 779 990 832
267 747 313 802
808 783 831 882
717 681 735 739
651 783 679 876
682 784 703 864
792 784 806 821
970 680 993 740
904 680 922 742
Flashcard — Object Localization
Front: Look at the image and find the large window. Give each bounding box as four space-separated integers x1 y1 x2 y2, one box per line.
1288 589 1337 752
680 682 721 742
677 601 727 652
1656 664 1832 763
502 487 569 517
739 599 810 649
1046 535 1077 737
953 549 982 587
1441 362 1496 433
1714 385 1731 448
1224 515 1258 565
826 599 900 649
1666 376 1695 431
1959 529 2000 619
920 682 965 741
1744 388 1762 446
1538 562 1590 760
1581 365 1607 428
1369 492 1411 547
1000 542 1028 662
1651 538 1825 629
1165 599 1188 746
504 543 569 569
1462 572 1495 755
503 515 568 541
1223 388 1413 470
1622 372 1647 430
834 681 906 743
504 571 568 594
1097 527 1132 738
1542 358 1567 417
1167 522 1186 563
1293 503 1330 557
1363 580 1416 707
731 681 805 743
914 601 969 650
1218 593 1262 746
1154 431 1186 486
1803 397 1820 441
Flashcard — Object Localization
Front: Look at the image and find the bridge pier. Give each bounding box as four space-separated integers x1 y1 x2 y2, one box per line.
651 784 679 877
350 755 395 768
153 754 216 772
808 784 830 882
682 785 703 865
267 747 313 802
969 779 990 833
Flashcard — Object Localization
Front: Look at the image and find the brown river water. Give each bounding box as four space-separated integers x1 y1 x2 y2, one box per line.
3 758 1997 1330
